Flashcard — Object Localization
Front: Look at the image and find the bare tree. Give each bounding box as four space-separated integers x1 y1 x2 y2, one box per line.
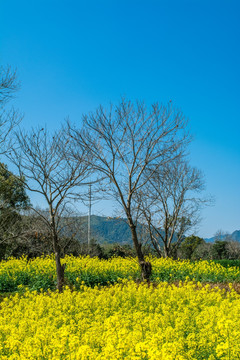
69 99 189 280
6 208 88 259
0 66 21 155
191 241 213 260
211 231 240 260
214 229 228 242
226 240 240 259
0 209 45 260
8 126 91 291
137 157 208 258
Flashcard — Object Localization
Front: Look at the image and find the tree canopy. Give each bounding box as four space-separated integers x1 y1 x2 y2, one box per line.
0 163 30 211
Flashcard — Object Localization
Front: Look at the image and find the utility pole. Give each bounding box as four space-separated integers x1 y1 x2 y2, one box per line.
88 183 92 249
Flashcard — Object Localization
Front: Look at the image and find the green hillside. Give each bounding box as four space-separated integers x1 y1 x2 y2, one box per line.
78 215 133 244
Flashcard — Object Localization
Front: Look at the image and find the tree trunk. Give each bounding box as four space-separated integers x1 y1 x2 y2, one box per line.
50 219 65 292
164 244 170 258
55 250 65 292
128 219 152 281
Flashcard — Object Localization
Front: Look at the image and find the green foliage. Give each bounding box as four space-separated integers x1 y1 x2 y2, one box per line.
0 271 56 292
213 259 240 268
0 163 30 210
211 240 228 260
101 243 136 259
0 163 31 259
179 235 205 259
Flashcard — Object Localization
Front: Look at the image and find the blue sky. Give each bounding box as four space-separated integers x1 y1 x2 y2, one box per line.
0 0 239 237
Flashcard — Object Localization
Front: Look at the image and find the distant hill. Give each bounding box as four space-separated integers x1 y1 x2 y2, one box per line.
232 230 240 241
76 215 172 245
205 230 240 243
79 215 133 244
72 215 240 245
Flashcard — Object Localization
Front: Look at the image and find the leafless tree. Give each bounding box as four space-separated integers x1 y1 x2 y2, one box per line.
8 126 91 291
68 99 189 280
191 241 213 260
213 231 240 259
0 66 21 155
137 157 209 258
0 209 48 259
214 229 228 242
226 240 240 259
5 208 88 259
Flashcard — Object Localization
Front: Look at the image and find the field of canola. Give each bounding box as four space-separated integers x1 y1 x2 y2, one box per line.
1 255 240 292
0 256 240 359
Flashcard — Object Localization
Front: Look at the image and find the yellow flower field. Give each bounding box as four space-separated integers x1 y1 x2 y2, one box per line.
1 256 240 359
0 280 240 359
0 255 240 292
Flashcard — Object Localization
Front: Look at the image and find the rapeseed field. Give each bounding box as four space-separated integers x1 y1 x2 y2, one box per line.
1 255 240 291
0 256 240 359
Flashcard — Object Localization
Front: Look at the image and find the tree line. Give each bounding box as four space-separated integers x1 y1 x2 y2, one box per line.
1 66 211 291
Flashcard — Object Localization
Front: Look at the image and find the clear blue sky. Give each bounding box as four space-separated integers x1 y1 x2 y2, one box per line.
0 0 239 238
